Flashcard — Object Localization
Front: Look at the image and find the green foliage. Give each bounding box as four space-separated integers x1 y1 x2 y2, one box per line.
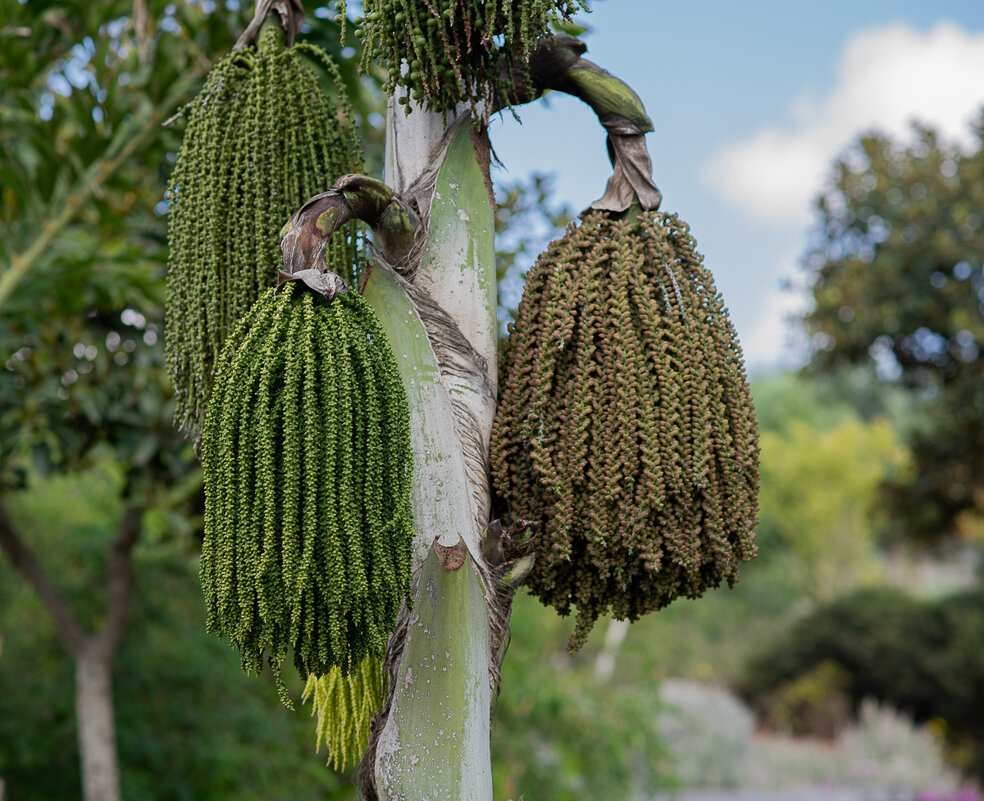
0 466 352 801
753 370 865 433
355 0 587 113
0 0 253 490
757 415 908 598
165 24 363 433
302 655 384 772
200 283 414 698
491 593 670 801
0 0 254 263
493 211 759 648
892 370 984 543
0 219 195 501
0 1 371 276
804 119 984 541
744 586 984 773
0 464 128 646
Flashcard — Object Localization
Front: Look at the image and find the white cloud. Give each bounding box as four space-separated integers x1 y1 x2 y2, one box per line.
705 22 984 225
734 244 813 373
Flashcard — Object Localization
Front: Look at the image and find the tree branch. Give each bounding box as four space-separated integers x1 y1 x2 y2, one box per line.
97 504 142 657
0 503 86 657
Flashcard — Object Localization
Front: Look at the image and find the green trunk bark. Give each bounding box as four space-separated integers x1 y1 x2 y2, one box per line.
359 102 497 800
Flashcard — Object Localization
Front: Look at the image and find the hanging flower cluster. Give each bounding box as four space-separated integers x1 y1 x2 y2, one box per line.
165 26 362 433
303 654 385 771
492 211 760 649
200 282 414 702
352 0 588 113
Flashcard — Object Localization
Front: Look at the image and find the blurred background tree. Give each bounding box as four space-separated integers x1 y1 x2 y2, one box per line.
756 413 908 600
0 466 352 800
804 120 984 545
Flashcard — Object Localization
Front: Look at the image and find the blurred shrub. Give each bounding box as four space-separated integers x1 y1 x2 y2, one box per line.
492 593 670 801
653 681 961 794
658 679 754 788
767 660 853 739
745 699 962 793
756 417 908 599
841 700 963 791
744 586 984 774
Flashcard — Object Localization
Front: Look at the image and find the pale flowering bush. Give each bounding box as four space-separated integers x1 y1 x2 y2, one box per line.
658 679 755 788
658 681 971 797
918 788 982 801
838 700 963 794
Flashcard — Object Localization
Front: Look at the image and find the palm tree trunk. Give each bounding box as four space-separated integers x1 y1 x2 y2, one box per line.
363 96 498 801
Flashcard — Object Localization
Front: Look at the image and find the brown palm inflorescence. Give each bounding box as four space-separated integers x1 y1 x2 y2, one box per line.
165 26 362 434
492 211 759 649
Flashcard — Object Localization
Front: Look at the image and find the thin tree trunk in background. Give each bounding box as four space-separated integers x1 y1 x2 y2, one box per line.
594 618 630 682
75 644 121 801
0 503 140 801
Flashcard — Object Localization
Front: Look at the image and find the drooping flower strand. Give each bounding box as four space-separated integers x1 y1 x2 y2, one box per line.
165 26 363 434
492 211 760 650
200 283 414 703
303 655 385 772
351 0 588 114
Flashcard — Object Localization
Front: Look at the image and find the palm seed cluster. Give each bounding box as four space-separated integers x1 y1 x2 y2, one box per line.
492 211 760 650
165 25 362 433
350 0 588 113
200 283 414 702
303 654 385 771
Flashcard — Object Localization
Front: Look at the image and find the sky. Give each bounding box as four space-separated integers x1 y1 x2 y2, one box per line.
487 0 984 373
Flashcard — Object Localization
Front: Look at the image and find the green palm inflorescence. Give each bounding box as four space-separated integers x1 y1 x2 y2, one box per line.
200 282 414 704
492 211 760 650
303 653 385 772
353 0 588 113
165 26 363 434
